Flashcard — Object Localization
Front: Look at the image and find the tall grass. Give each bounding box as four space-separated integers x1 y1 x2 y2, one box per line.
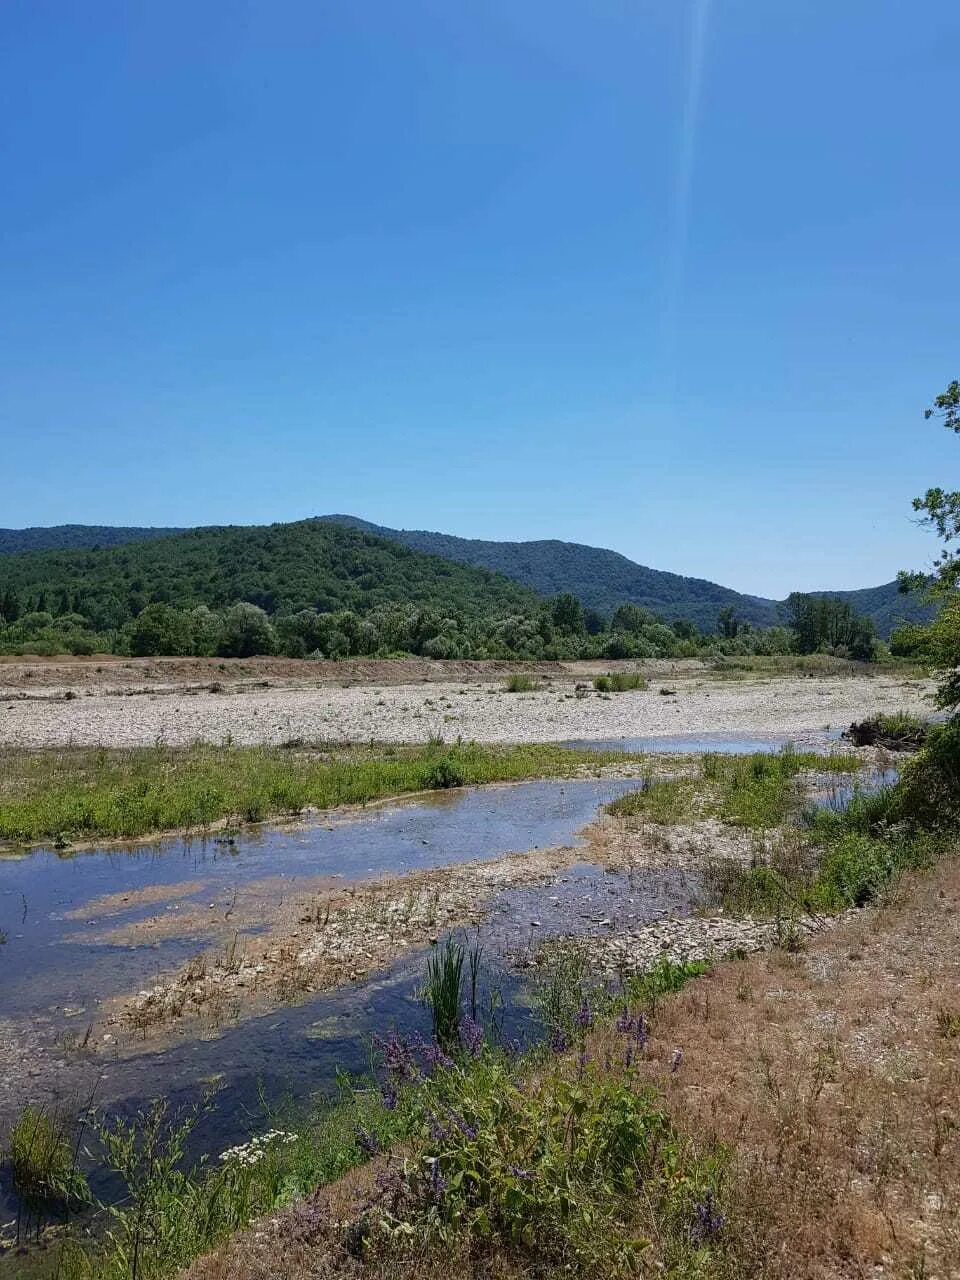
593 672 647 693
503 673 536 693
424 936 466 1048
0 742 646 845
606 778 696 825
8 1105 88 1213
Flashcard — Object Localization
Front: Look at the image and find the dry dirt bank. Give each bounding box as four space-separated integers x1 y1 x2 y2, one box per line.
0 666 933 749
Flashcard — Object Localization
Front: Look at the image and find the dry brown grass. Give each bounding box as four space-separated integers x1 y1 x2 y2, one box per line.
182 858 960 1280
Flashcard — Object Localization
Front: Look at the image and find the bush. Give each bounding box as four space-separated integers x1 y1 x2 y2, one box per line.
424 757 466 789
387 1053 691 1273
894 718 960 828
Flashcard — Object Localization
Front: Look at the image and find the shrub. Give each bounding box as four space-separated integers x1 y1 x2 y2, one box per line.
424 757 466 789
893 717 960 828
386 1053 692 1273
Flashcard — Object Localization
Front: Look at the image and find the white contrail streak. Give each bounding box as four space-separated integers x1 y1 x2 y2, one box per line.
662 0 712 398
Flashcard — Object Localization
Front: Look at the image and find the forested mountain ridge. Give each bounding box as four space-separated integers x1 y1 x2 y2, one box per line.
0 516 935 638
319 516 933 637
0 524 183 556
0 520 538 620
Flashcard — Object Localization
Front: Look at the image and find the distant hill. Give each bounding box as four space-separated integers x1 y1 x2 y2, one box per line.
319 516 933 638
0 520 538 619
0 516 934 638
0 524 184 556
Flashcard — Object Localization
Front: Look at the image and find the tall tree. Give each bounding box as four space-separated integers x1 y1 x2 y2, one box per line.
899 379 960 706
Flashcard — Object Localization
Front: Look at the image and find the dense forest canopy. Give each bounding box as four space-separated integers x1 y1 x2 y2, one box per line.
318 516 934 637
0 519 892 664
0 516 934 638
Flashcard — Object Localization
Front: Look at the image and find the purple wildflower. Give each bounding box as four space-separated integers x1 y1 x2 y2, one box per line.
459 1015 484 1058
692 1190 725 1242
448 1110 478 1140
636 1013 649 1049
549 1028 568 1055
615 1008 634 1034
670 1048 683 1074
375 1029 419 1081
577 1049 589 1077
574 998 593 1031
354 1125 380 1157
425 1110 450 1143
417 1036 455 1073
624 1044 634 1069
510 1165 532 1179
380 1079 398 1111
429 1158 448 1201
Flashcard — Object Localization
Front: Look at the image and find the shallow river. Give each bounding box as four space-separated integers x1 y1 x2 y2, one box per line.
0 733 853 1237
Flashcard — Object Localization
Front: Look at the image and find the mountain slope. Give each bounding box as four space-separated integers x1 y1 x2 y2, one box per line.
319 516 933 638
0 517 934 638
0 524 183 556
0 520 538 619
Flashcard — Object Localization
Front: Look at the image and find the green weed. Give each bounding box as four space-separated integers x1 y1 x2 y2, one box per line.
424 936 466 1049
593 671 648 693
0 742 647 845
606 777 696 824
504 674 536 693
8 1105 88 1211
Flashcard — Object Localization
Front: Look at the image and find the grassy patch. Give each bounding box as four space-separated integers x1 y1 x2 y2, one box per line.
503 673 537 693
0 742 647 846
604 750 861 832
7 1105 88 1213
605 777 697 824
593 671 648 692
704 748 860 830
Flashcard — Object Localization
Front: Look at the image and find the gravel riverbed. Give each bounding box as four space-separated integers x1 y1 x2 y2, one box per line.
0 670 933 748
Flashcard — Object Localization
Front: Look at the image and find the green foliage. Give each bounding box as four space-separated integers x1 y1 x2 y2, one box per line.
423 937 466 1048
593 671 647 692
705 748 860 831
7 1105 88 1210
387 1051 715 1274
892 718 960 828
0 742 647 844
128 603 195 657
504 673 536 692
895 379 960 706
532 947 591 1044
786 592 877 661
423 756 466 789
606 778 696 825
64 1084 403 1280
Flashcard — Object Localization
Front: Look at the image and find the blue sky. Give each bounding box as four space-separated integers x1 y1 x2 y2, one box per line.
2 1 957 597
